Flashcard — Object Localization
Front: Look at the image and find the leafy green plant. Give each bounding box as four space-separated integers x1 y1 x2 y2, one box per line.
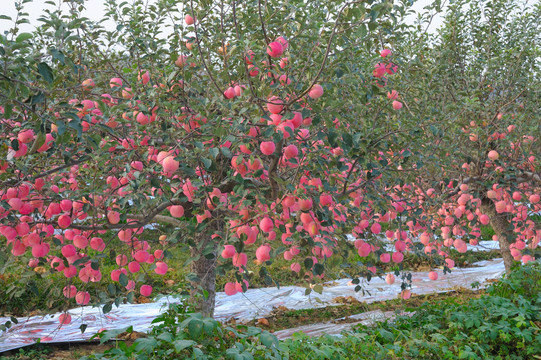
0 345 51 360
81 261 541 360
487 260 541 302
82 300 282 359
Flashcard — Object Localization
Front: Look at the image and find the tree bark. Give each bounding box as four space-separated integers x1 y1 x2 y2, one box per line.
481 197 515 273
189 234 218 318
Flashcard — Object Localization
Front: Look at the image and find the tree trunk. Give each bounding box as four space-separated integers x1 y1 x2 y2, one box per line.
189 235 218 318
481 197 515 273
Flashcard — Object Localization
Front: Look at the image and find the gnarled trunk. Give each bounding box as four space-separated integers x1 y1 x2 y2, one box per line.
481 197 515 273
189 236 217 317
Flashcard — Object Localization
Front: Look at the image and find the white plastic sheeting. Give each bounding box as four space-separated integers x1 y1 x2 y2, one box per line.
0 257 505 353
213 258 504 321
273 310 403 339
346 234 501 253
467 240 500 252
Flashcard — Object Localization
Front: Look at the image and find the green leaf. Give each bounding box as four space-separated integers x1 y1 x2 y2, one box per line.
187 318 203 339
342 133 353 147
209 147 219 158
56 120 66 135
29 92 45 105
50 48 65 65
193 348 205 358
173 339 195 352
16 33 32 42
359 23 367 38
96 326 132 343
156 331 174 342
66 117 83 138
3 104 12 119
304 257 313 269
118 273 128 287
202 319 217 335
11 138 19 151
72 256 90 266
134 337 158 353
103 303 112 314
201 158 212 169
327 130 338 147
378 328 394 341
313 263 324 276
259 332 278 348
96 123 118 137
107 283 117 296
236 155 244 165
220 147 232 158
37 62 54 84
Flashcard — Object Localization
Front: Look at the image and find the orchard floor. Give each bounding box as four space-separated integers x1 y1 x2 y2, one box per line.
0 288 486 360
0 257 505 354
